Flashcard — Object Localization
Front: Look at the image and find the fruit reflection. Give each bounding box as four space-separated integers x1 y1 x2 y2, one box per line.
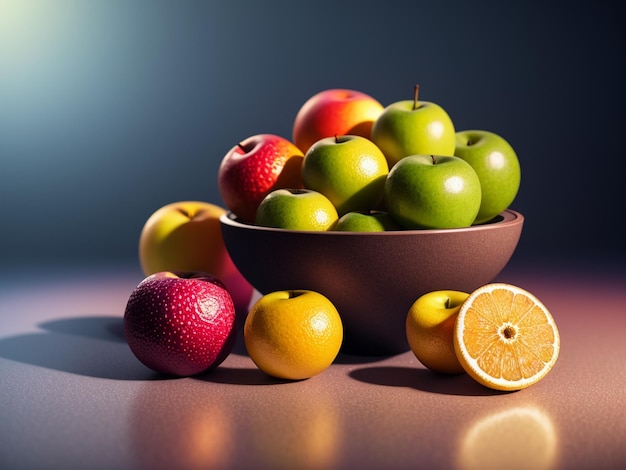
240 378 342 469
181 411 233 469
458 405 557 470
130 381 234 469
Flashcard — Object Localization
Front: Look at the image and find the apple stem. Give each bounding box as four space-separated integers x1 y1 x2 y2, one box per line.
237 143 246 152
430 155 437 165
413 84 420 110
335 134 339 143
178 207 192 218
445 297 451 309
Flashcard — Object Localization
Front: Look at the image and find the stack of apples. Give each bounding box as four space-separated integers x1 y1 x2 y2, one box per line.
218 85 521 232
123 85 522 378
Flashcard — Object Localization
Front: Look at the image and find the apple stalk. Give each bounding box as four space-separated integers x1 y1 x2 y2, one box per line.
413 84 420 110
237 142 254 153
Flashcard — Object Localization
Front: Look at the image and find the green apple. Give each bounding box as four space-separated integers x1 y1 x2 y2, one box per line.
454 130 521 224
301 135 389 215
332 210 402 232
384 154 481 229
255 188 339 231
371 85 456 167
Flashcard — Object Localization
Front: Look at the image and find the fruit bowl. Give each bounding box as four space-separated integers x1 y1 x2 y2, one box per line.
220 210 523 356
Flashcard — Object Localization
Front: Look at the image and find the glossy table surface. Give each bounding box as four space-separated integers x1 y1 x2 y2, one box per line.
1 261 625 470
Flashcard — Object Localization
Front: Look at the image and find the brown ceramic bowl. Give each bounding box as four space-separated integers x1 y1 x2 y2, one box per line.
220 210 523 356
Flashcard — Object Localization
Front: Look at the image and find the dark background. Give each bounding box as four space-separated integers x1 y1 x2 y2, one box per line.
1 1 624 273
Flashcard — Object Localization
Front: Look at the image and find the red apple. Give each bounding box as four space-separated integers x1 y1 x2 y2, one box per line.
217 134 304 224
292 88 385 154
138 201 253 316
124 271 236 377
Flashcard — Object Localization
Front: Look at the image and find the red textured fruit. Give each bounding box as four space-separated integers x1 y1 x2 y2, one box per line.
217 134 305 224
124 271 236 376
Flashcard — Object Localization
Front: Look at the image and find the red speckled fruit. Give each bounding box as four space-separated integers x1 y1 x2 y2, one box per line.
123 271 236 376
217 134 305 224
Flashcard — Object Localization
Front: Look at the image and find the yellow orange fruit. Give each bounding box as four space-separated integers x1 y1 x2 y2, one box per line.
453 283 560 391
244 290 343 380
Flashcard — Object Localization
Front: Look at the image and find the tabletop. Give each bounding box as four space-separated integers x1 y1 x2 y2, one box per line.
1 260 625 469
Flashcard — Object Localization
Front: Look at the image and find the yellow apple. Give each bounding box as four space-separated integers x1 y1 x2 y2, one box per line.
139 201 254 315
406 290 469 374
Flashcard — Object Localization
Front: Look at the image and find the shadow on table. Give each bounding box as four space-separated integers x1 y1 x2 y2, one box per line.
349 366 507 396
0 315 157 381
196 366 292 386
229 327 402 366
40 316 127 342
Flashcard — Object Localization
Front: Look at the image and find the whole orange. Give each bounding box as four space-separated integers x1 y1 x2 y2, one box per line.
244 290 343 380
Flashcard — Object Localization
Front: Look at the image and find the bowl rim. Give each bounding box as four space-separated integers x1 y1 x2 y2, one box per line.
220 209 523 235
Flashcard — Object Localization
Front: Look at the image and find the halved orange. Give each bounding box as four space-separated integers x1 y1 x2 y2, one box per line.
453 283 560 391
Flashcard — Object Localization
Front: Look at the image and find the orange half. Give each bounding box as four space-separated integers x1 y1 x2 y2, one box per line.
453 283 560 391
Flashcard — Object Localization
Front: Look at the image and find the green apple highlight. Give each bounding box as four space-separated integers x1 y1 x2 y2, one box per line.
454 130 521 224
371 85 456 167
384 154 481 229
255 188 339 231
302 135 389 216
